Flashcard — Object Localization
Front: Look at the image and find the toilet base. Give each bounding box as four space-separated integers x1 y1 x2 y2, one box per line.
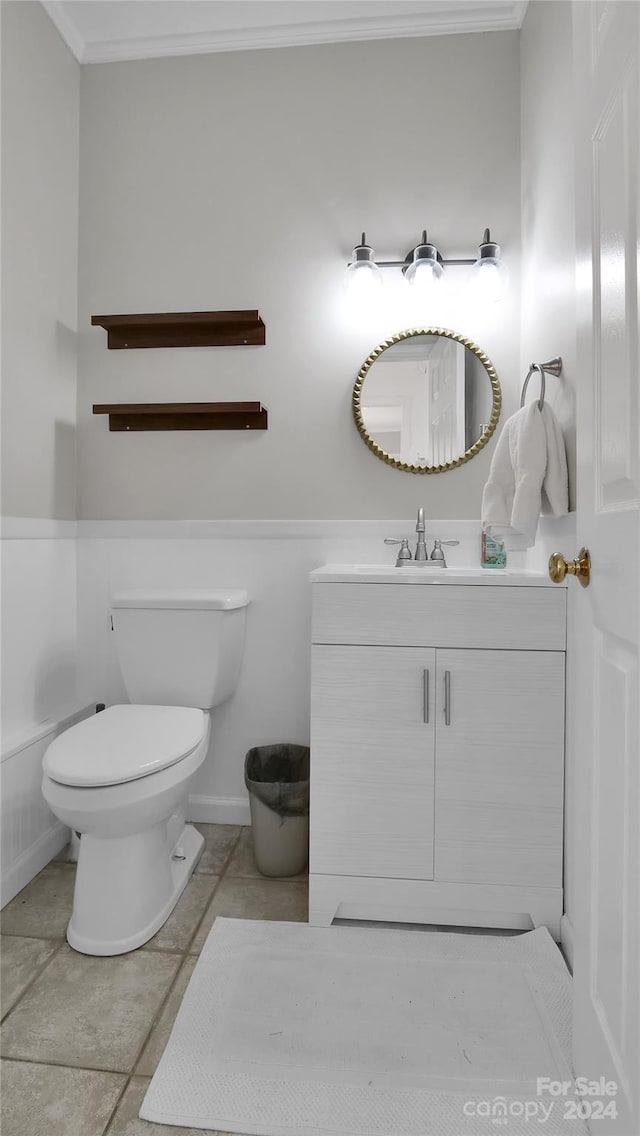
67 823 204 956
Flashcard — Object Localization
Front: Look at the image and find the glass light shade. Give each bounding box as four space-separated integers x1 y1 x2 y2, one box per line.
468 257 508 303
404 235 443 294
405 256 444 293
345 258 383 298
469 231 508 303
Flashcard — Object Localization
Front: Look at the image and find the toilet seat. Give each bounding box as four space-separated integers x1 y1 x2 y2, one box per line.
43 705 207 788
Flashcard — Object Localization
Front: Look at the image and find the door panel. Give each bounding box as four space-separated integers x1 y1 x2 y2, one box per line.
573 4 639 1131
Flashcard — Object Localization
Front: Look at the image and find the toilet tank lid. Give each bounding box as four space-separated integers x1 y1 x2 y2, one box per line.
111 588 250 611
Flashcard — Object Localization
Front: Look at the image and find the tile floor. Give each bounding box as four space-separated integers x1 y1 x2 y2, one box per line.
0 824 308 1136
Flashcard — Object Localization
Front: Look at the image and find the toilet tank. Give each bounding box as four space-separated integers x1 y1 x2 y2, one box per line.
111 589 250 708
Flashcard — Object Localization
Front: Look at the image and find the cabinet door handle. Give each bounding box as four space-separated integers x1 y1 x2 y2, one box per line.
423 669 430 723
444 670 451 725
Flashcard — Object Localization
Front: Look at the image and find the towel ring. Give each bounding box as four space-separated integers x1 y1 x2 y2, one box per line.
520 357 563 410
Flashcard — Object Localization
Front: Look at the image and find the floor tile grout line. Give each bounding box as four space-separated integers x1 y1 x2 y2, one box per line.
97 897 217 1129
0 1053 130 1076
101 1071 134 1135
0 928 68 940
111 832 243 1068
213 824 244 882
132 945 188 956
2 947 188 1080
222 871 309 882
128 952 188 1075
182 872 226 956
103 828 246 1133
0 940 67 1027
3 1055 134 1136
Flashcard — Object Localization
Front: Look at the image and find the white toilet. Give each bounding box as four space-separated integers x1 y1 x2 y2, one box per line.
42 588 250 956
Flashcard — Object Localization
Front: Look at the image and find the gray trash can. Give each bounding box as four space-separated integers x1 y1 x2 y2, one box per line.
244 744 310 878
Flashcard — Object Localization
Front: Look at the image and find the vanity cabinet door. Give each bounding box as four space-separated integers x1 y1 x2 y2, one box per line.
311 645 436 880
434 649 565 888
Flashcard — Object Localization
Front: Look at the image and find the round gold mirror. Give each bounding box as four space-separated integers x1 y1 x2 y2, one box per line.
353 327 501 473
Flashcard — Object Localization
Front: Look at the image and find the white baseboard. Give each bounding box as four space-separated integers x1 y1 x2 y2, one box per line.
1 821 70 909
188 794 251 826
560 913 574 973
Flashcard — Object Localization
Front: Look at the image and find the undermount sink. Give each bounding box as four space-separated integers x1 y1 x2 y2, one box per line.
310 564 557 586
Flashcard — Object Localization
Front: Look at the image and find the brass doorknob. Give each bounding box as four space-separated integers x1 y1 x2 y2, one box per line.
548 547 591 587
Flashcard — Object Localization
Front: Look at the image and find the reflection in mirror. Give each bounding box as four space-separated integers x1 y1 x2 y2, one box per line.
353 328 501 473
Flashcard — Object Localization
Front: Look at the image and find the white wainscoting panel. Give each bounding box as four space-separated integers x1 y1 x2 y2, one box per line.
0 708 92 907
1 529 79 749
1 524 84 904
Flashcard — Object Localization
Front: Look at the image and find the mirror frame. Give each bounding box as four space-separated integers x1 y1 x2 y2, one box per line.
352 326 502 474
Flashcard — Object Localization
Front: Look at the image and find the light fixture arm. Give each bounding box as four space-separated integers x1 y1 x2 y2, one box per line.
346 227 497 269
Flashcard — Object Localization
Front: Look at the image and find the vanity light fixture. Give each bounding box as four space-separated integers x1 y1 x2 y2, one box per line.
345 227 507 300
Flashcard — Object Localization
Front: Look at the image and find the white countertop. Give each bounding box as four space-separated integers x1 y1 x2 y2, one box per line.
310 564 563 586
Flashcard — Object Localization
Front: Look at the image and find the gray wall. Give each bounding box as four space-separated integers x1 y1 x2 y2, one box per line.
77 32 521 520
1 1 80 519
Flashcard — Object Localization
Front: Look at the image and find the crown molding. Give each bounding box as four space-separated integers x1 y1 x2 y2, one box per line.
41 2 528 66
41 1 87 62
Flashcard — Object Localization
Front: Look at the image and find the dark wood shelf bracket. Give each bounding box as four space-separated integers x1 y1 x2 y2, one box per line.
91 310 265 349
93 402 268 432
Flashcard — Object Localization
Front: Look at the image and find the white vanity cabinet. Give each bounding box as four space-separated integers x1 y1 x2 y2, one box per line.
309 570 567 937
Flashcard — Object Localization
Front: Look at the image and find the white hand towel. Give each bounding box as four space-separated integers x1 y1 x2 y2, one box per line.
540 403 569 516
481 402 548 550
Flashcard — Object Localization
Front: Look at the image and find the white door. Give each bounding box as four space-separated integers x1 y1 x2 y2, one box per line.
572 3 639 1133
426 338 466 465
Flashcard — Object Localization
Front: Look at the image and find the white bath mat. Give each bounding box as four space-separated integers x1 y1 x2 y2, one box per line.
141 919 584 1136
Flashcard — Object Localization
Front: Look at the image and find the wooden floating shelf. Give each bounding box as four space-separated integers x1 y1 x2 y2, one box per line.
93 402 268 432
91 310 265 349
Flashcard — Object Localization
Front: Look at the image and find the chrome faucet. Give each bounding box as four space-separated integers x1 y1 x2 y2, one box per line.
384 525 460 567
415 507 428 561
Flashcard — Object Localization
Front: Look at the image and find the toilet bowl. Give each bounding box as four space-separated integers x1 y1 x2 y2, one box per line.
42 588 249 956
43 705 211 955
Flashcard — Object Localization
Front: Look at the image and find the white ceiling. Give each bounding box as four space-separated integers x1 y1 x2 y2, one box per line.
42 0 528 65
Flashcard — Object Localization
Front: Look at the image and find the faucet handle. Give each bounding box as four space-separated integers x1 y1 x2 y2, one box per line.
430 538 460 563
384 538 413 565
